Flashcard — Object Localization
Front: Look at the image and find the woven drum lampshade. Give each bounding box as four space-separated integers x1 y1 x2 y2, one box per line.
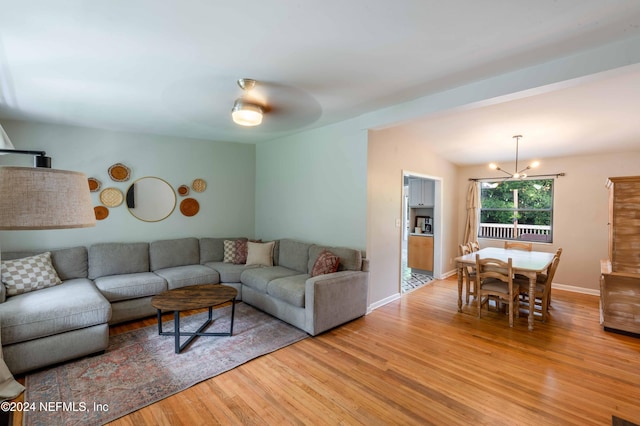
0 166 96 230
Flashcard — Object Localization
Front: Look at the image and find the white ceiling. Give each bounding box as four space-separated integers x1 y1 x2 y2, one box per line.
394 68 640 165
1 1 640 164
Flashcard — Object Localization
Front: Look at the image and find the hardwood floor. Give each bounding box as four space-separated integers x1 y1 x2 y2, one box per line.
13 277 640 425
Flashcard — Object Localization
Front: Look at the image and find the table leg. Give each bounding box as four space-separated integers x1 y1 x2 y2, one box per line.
157 309 162 334
230 298 236 335
174 311 181 354
528 273 535 331
457 265 463 312
157 303 234 354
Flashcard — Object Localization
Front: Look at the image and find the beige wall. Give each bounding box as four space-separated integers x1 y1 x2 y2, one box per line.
457 149 640 292
368 123 640 300
367 128 459 306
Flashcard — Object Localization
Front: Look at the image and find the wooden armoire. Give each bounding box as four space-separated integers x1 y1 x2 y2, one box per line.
600 176 640 334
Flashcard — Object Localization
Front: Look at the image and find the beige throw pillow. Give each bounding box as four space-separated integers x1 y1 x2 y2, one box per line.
246 241 275 267
1 252 62 296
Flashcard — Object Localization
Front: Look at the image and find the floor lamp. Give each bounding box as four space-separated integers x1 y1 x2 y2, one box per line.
0 124 95 400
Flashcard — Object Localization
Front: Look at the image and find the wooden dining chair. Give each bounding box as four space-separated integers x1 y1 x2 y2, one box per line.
467 241 480 252
515 250 561 322
475 255 520 327
504 241 533 251
458 244 476 303
518 247 563 316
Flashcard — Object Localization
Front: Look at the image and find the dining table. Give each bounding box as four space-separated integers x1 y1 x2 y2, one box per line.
455 247 555 330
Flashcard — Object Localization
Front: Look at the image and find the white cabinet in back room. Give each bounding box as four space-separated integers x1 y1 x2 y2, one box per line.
408 178 434 207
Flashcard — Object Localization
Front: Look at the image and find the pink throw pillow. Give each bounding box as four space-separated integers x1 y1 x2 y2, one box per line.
234 240 248 264
311 250 340 277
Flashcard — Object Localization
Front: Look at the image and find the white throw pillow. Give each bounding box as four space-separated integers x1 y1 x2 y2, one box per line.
245 241 275 267
1 252 62 296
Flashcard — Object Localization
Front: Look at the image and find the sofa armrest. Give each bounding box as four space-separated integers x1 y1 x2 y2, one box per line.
361 258 370 272
304 270 368 336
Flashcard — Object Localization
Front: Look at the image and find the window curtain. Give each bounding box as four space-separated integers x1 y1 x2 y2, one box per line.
463 181 480 243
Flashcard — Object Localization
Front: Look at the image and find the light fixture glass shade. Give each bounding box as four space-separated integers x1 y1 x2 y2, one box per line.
0 124 16 151
231 100 264 126
0 167 96 230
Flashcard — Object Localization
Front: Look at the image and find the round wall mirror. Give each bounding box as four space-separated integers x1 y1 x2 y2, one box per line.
126 177 176 222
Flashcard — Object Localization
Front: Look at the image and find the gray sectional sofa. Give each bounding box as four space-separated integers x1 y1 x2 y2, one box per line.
0 237 369 374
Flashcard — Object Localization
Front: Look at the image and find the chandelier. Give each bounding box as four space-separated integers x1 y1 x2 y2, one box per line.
489 135 540 179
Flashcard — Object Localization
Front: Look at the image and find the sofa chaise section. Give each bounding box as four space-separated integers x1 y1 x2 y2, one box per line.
1 247 111 374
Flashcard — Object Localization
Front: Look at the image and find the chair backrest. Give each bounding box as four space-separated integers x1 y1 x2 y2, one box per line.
468 241 480 252
475 255 514 290
540 253 562 298
458 244 476 275
504 241 533 251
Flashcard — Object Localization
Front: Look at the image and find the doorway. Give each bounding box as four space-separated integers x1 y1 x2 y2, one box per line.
401 172 443 293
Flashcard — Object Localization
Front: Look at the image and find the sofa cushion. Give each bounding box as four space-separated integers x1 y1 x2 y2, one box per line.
0 279 111 346
246 241 275 267
267 274 309 307
308 245 362 272
205 262 258 283
311 250 340 277
277 239 312 273
1 252 62 296
150 238 200 271
240 266 299 293
153 265 219 290
94 272 167 302
88 242 150 279
3 246 88 281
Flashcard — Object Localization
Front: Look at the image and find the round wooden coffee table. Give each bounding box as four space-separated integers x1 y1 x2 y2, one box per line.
151 284 238 353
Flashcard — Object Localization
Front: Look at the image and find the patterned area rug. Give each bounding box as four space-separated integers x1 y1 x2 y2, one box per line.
402 272 434 293
24 303 308 426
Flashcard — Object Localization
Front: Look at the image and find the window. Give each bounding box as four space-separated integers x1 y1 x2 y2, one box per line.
478 179 554 243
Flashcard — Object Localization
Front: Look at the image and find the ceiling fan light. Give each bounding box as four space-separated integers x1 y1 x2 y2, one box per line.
530 160 540 168
489 163 498 170
231 100 264 126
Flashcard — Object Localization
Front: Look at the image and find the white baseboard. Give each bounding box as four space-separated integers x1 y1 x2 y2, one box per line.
552 282 600 296
440 269 458 279
365 279 599 314
367 292 401 313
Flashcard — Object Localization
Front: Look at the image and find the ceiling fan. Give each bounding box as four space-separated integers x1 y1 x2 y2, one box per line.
231 79 266 127
163 76 323 135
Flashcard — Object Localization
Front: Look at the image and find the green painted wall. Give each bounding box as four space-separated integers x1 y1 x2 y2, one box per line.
0 120 255 250
255 120 368 250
